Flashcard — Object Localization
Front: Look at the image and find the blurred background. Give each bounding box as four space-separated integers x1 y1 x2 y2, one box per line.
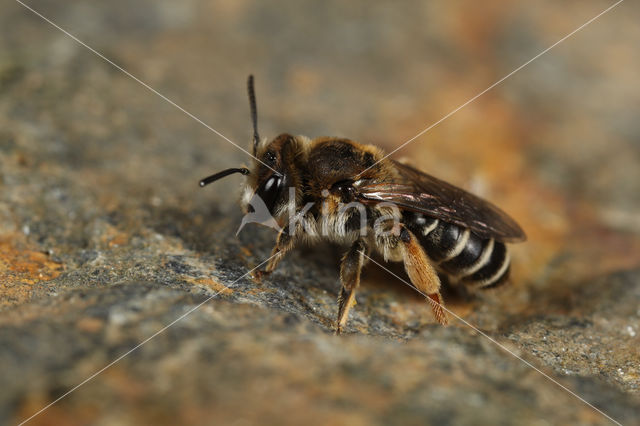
1 1 639 425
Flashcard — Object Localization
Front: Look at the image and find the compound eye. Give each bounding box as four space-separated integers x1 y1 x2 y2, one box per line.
264 174 280 192
256 173 284 213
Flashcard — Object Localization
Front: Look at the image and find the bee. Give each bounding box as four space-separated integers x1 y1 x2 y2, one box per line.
200 75 526 333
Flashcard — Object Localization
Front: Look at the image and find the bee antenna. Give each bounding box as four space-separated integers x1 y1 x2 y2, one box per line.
247 75 260 156
199 167 250 187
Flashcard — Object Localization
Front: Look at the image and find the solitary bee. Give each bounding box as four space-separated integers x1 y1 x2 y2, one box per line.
200 76 526 333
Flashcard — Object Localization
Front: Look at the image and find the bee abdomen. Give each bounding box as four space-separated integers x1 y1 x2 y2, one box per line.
456 238 510 289
403 213 511 289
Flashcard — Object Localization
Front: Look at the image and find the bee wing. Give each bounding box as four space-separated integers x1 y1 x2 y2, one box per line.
357 161 526 242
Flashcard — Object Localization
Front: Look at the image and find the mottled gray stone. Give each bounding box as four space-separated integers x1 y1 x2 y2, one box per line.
1 1 639 425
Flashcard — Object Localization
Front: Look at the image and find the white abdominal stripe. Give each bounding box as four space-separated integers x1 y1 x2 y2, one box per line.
404 212 511 289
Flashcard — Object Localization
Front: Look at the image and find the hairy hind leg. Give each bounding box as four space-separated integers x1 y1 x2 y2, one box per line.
399 226 448 325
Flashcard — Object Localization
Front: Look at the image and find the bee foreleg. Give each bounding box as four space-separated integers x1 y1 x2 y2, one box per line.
336 239 369 334
399 226 448 325
255 226 295 279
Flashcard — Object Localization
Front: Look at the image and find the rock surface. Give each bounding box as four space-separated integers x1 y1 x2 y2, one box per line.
1 1 639 425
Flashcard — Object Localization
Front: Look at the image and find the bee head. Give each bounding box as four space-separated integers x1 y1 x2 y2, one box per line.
199 76 298 219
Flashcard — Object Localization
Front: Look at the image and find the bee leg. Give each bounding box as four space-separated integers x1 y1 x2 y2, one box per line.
254 226 294 280
336 239 369 334
399 226 448 325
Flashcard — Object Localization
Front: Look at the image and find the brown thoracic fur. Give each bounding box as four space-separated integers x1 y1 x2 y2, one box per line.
247 134 397 213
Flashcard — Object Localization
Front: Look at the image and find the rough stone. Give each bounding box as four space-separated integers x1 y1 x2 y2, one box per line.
1 1 639 425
